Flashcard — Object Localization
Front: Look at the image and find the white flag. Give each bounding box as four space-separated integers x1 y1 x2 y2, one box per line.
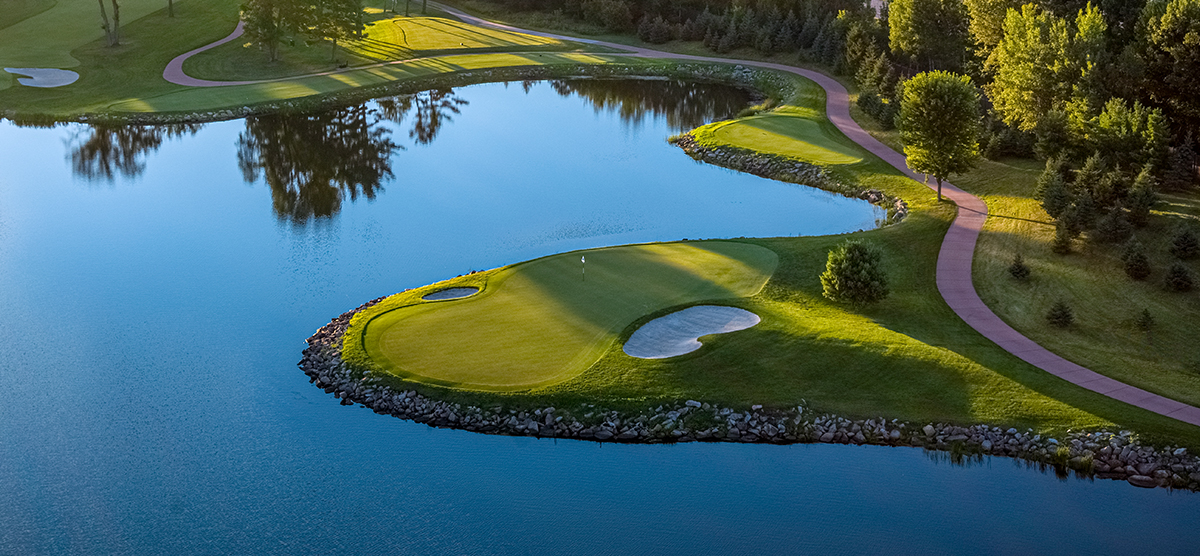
581 256 585 263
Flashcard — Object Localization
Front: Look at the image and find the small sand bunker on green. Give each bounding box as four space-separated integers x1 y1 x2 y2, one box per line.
4 68 78 87
623 305 760 359
355 241 777 391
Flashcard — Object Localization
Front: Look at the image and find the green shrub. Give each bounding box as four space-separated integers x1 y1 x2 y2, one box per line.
1051 220 1074 254
1046 300 1074 328
1092 208 1132 243
1008 253 1031 280
1122 239 1151 280
1135 309 1155 332
1126 168 1159 227
1170 227 1200 260
1164 262 1194 292
820 240 889 304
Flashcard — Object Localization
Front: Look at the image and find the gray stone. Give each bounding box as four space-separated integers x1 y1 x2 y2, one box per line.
923 425 936 436
1127 475 1158 488
594 430 614 440
819 432 834 443
685 400 701 408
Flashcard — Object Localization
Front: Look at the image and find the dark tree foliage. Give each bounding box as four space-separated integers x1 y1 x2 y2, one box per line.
1008 252 1031 280
1162 134 1198 190
1164 261 1195 291
549 78 752 131
820 240 890 305
1092 207 1133 243
1126 168 1159 226
1170 226 1200 259
1046 299 1075 328
1052 219 1075 254
1122 238 1152 279
1135 308 1156 332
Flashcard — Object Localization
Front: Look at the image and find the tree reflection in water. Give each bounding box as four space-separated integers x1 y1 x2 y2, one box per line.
68 124 202 181
547 78 754 132
237 104 400 227
63 80 750 226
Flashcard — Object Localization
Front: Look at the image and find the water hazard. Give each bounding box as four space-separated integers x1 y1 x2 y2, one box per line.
0 80 1196 554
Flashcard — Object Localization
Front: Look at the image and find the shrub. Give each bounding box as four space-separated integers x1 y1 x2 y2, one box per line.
1046 300 1075 328
1008 253 1031 280
1051 220 1074 254
1122 239 1151 280
1126 168 1159 227
1135 309 1155 332
1170 227 1200 260
820 240 889 304
1091 208 1132 243
1164 262 1194 292
1039 172 1073 219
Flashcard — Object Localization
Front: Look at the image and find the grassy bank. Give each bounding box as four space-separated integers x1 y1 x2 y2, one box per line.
343 67 1200 447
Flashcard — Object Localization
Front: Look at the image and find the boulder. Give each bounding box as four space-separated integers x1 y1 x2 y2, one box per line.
1127 475 1158 488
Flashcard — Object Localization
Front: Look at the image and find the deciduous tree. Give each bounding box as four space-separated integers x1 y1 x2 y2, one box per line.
897 71 981 201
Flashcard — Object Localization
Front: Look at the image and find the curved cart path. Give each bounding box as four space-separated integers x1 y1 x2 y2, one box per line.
166 6 1200 427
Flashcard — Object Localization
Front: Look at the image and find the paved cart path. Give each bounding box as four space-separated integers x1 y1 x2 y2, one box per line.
164 5 1200 427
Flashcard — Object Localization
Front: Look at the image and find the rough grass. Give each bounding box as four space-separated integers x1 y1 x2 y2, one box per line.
347 242 777 391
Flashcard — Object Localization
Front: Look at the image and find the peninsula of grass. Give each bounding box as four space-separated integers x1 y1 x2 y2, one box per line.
331 66 1200 448
346 242 777 391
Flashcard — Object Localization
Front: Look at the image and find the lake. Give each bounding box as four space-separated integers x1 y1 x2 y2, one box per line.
0 80 1197 554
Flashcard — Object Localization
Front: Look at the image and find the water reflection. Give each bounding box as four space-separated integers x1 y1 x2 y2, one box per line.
68 124 201 181
548 78 754 131
64 79 754 224
236 104 400 227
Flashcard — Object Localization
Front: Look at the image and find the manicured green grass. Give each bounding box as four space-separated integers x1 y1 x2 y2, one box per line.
344 66 1200 446
183 9 604 82
349 242 777 391
0 0 58 31
695 113 864 165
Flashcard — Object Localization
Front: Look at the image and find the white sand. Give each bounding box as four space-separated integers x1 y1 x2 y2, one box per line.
624 305 760 359
422 287 479 301
4 68 79 88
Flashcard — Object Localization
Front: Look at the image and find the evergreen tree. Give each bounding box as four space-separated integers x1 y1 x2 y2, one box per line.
1092 207 1132 243
1122 238 1152 280
1163 135 1197 191
1034 157 1064 200
1066 191 1099 231
820 240 890 304
1126 168 1159 227
1170 227 1200 259
797 15 822 48
1073 153 1105 196
1164 262 1195 292
1008 252 1031 280
1041 173 1073 219
1052 219 1075 254
775 10 800 51
1046 300 1075 327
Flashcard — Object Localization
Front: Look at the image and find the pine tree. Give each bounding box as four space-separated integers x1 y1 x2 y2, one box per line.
1034 158 1063 201
1092 207 1132 243
1008 253 1031 280
1065 191 1098 232
1135 309 1155 332
1164 262 1194 292
1163 135 1197 191
1046 300 1075 328
1040 172 1073 220
775 10 800 51
1122 238 1152 280
797 15 821 49
1073 153 1105 196
1126 168 1159 227
1051 219 1074 254
820 240 890 304
1170 227 1200 260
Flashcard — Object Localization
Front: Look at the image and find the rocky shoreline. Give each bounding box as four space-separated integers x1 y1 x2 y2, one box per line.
670 133 908 224
301 302 1200 492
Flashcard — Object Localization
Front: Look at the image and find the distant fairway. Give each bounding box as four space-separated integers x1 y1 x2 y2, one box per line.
354 242 778 391
703 114 864 165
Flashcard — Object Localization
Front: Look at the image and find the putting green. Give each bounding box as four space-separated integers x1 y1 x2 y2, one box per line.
701 113 864 165
355 241 778 391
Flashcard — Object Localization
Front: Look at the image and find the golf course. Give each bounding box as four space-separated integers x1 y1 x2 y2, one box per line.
4 0 1199 446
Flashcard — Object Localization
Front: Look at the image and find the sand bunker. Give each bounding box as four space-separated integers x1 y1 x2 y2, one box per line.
4 68 80 88
422 287 479 301
624 305 760 359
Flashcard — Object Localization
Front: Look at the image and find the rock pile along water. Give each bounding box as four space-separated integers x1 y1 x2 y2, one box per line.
301 302 1200 492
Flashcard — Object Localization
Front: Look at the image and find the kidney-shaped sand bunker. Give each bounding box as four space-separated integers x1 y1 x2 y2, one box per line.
623 305 760 359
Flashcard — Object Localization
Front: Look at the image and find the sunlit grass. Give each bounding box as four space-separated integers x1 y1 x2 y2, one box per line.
346 242 777 391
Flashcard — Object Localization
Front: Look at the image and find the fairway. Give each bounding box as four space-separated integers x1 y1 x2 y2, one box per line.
357 241 778 391
701 113 864 165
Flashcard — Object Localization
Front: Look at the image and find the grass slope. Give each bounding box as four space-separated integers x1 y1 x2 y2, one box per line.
351 242 777 391
346 66 1200 446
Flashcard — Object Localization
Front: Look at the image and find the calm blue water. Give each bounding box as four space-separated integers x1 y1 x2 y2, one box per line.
0 81 1197 555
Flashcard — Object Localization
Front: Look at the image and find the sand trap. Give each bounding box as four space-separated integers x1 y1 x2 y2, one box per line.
624 305 760 359
422 287 479 301
4 68 80 88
